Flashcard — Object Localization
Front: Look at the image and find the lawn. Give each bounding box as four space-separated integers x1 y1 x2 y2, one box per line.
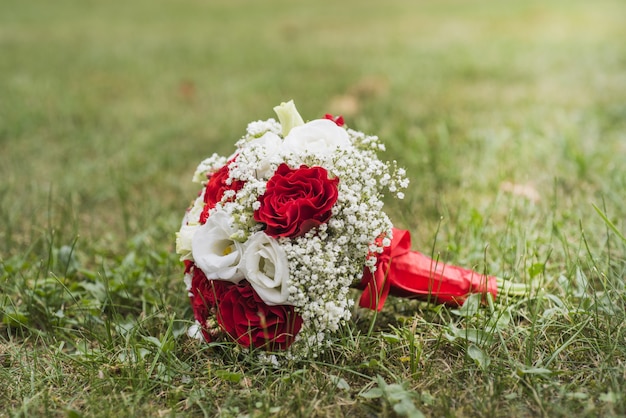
1 0 626 416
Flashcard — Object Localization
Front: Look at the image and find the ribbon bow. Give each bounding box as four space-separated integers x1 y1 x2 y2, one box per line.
359 228 498 311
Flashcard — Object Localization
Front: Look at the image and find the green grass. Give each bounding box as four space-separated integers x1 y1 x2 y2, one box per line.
1 0 626 416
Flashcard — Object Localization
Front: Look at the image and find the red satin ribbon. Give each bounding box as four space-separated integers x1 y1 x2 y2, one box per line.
359 228 498 311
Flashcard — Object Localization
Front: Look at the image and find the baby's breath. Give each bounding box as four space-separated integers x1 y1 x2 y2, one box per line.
235 118 282 146
192 154 227 184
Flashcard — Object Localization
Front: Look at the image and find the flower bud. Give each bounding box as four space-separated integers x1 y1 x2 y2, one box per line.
273 100 304 137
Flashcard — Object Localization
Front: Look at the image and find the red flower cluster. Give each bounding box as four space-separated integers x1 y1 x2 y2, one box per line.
199 163 244 224
191 160 339 350
217 283 302 350
188 263 229 341
188 161 340 349
254 163 339 238
188 262 302 350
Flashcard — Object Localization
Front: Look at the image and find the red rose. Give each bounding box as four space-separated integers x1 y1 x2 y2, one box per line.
200 163 244 224
216 282 303 350
189 264 231 341
254 163 339 238
324 113 345 127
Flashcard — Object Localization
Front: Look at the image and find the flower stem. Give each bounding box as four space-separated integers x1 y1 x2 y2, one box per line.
496 277 530 298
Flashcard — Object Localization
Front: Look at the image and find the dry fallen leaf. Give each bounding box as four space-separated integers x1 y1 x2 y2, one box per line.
500 181 540 203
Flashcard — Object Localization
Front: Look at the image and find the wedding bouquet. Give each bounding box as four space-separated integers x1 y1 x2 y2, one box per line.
176 101 510 355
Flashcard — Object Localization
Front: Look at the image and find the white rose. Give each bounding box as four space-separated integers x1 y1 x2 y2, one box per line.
246 131 282 178
273 100 304 137
242 232 290 306
186 190 206 226
281 119 351 157
191 211 244 282
176 207 203 261
176 223 199 261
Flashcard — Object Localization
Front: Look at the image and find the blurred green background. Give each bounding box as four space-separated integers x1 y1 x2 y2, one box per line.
2 0 624 255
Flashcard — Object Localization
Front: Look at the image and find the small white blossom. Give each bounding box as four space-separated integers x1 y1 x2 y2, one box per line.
192 154 227 184
244 119 282 139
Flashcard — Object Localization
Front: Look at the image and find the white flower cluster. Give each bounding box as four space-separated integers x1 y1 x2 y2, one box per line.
176 100 408 353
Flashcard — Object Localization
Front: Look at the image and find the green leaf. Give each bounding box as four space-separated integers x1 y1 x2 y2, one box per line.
599 391 621 403
2 310 29 326
360 388 383 399
447 323 494 345
78 280 107 301
385 384 410 402
420 391 435 406
566 392 589 400
329 374 351 391
451 293 481 317
381 333 402 343
142 335 162 349
467 329 494 345
467 344 491 370
160 339 174 354
528 263 545 278
393 399 425 418
359 359 381 369
516 367 552 376
66 409 84 418
215 370 244 384
574 268 589 294
489 309 511 329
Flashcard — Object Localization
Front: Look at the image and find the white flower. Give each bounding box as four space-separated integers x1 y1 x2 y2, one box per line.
273 100 304 137
176 223 199 261
192 211 244 282
186 190 206 226
282 119 351 157
187 322 204 341
242 232 290 305
246 131 282 178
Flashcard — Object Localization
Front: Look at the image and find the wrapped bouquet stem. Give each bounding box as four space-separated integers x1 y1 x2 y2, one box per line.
358 227 527 311
176 100 527 356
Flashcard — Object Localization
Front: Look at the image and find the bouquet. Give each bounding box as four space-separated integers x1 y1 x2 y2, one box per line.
176 101 518 355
